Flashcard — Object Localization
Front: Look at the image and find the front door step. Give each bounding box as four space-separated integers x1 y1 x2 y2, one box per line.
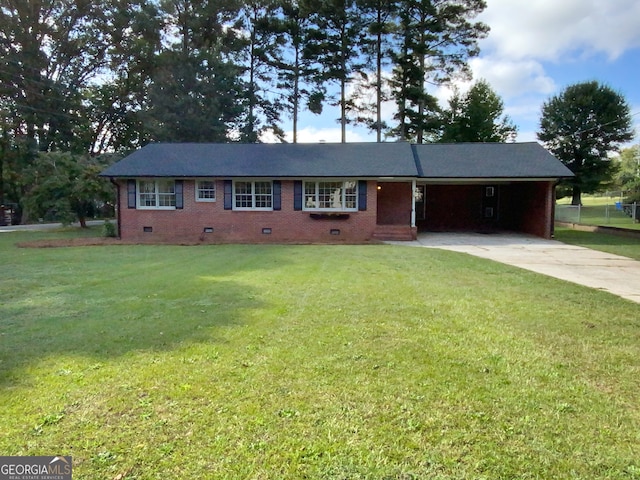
372 225 416 241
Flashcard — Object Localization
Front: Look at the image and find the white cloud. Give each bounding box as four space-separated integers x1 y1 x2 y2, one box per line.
468 57 556 99
480 0 640 61
261 126 369 144
513 129 539 143
295 127 369 143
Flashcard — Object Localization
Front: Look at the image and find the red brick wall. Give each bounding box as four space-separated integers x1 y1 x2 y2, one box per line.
423 184 486 231
116 179 379 243
376 182 412 225
114 179 555 242
422 182 554 238
502 181 554 238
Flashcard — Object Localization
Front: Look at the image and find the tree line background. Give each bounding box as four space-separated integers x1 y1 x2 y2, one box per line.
0 0 634 224
2 0 511 223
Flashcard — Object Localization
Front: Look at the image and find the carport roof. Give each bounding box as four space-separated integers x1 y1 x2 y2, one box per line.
101 141 573 180
413 142 574 179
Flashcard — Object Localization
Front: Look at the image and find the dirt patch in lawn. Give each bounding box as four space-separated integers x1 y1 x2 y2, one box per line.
16 238 214 248
16 237 128 248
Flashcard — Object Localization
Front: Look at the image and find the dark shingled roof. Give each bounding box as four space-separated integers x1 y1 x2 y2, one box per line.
100 142 418 178
413 142 573 178
101 141 573 179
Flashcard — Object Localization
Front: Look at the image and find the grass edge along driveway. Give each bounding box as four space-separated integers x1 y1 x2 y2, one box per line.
1 229 639 479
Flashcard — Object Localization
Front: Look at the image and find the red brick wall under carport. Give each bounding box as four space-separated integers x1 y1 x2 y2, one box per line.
421 181 555 238
115 179 379 243
499 181 555 239
423 184 488 232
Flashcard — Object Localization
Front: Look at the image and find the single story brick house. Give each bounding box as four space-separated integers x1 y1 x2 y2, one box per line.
100 142 573 243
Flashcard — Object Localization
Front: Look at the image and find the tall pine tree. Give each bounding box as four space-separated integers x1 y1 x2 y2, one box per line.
351 0 398 142
237 0 287 142
277 0 325 143
439 79 517 143
306 0 365 143
390 0 488 143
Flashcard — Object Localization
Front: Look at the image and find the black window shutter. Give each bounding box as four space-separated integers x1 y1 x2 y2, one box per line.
358 180 367 211
273 180 281 211
294 181 302 211
175 180 184 209
224 180 233 210
127 180 136 209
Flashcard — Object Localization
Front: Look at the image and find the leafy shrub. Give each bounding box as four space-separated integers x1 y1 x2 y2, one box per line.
103 220 117 238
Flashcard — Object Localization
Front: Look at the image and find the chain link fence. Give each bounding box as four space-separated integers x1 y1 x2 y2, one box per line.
556 201 639 228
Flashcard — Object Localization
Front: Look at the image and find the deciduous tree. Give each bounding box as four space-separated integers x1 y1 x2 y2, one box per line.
537 81 634 205
612 145 640 194
22 152 116 227
143 0 245 142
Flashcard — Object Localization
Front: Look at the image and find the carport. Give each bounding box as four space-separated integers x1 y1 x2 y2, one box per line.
412 143 572 239
415 180 556 238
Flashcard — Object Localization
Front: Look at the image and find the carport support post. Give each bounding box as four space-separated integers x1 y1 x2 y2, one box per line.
411 179 416 227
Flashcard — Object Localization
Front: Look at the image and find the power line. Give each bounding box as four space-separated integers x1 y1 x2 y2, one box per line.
572 111 640 136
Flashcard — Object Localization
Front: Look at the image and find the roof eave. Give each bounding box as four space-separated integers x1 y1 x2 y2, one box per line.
418 176 572 183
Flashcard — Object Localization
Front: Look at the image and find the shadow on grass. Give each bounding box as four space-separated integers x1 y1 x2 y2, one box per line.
0 240 292 387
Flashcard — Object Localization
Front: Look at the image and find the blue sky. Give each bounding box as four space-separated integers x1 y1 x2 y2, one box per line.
283 0 640 146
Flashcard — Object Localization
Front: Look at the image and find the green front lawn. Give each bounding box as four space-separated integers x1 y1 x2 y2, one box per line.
554 227 640 261
1 229 639 479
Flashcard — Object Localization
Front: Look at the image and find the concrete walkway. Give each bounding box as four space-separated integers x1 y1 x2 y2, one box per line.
0 220 107 232
388 233 640 304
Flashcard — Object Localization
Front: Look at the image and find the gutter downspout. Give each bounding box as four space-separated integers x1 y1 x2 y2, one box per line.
110 178 121 239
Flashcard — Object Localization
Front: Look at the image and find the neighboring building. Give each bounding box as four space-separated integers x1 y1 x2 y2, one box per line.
100 142 573 243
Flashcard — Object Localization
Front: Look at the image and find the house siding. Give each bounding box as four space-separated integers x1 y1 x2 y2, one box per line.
117 179 380 243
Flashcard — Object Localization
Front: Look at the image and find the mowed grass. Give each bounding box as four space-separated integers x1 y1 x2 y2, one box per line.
554 226 640 261
1 229 639 479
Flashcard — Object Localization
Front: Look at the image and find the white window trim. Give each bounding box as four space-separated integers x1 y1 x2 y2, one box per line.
303 179 358 212
137 179 176 210
233 180 273 211
195 178 217 202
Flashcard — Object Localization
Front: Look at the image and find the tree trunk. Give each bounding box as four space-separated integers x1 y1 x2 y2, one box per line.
79 216 87 228
571 186 582 206
293 44 300 144
341 77 346 143
376 8 382 143
417 52 425 144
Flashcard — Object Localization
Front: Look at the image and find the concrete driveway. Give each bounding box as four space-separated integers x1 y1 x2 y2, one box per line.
389 233 640 304
0 220 107 232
